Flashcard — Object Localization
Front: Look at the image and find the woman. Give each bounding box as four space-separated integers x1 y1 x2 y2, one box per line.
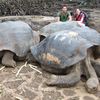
74 8 88 26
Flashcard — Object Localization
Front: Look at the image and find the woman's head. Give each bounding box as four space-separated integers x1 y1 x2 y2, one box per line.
75 8 81 15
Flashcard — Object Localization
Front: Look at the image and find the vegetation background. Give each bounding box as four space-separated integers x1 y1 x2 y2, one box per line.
0 0 99 16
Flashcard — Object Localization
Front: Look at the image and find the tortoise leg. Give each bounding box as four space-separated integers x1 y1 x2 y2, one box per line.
0 51 4 58
91 58 100 65
46 63 81 87
85 52 99 94
2 51 16 67
91 58 100 77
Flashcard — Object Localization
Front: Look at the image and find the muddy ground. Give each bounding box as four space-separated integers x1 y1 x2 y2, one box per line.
0 8 100 100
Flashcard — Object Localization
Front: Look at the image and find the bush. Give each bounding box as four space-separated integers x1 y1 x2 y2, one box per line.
0 0 55 16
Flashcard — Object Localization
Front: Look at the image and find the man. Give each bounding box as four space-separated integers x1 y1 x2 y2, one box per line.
57 5 72 22
74 8 88 26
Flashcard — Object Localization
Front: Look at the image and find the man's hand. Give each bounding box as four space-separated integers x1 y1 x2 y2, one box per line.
54 17 60 22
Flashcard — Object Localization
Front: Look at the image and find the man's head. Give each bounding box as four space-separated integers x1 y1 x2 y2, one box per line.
62 6 67 12
75 8 81 15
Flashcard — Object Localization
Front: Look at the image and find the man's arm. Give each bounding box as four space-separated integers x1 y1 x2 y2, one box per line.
68 15 72 21
68 12 72 21
54 12 60 22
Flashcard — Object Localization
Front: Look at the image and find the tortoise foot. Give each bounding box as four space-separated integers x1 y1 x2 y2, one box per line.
2 51 16 68
2 58 16 68
46 73 80 87
85 77 99 94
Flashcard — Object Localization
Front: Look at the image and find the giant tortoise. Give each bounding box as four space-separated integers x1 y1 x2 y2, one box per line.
31 23 100 93
0 21 39 67
40 21 100 76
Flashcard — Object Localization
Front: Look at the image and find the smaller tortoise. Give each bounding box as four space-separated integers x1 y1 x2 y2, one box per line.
31 29 100 93
0 21 39 67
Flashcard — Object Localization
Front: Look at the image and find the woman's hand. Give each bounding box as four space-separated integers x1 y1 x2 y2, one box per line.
77 21 85 27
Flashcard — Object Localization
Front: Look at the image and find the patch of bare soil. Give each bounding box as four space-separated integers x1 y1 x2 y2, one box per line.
0 61 99 100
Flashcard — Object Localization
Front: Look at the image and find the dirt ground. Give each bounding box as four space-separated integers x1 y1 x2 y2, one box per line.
0 61 99 100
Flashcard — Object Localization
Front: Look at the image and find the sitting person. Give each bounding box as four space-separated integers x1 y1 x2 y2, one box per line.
74 8 88 26
57 5 72 22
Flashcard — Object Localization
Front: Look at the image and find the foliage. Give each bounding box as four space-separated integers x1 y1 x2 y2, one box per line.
0 0 55 16
0 0 99 16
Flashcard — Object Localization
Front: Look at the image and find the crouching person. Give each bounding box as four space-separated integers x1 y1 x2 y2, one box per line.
56 5 72 22
74 8 88 26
